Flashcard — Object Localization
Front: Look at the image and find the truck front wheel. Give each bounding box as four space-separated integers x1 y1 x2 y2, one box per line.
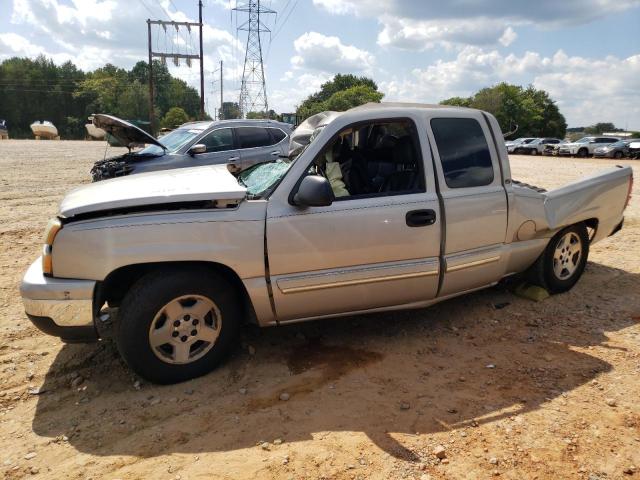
116 266 241 384
527 223 589 294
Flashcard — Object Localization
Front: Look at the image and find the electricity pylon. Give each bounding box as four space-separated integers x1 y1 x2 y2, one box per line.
234 0 275 117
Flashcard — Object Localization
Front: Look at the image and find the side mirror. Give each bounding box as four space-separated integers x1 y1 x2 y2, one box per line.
293 175 334 207
188 143 207 155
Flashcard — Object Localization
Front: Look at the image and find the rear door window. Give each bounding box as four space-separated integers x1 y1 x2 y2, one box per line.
268 128 287 144
237 127 271 149
430 118 494 188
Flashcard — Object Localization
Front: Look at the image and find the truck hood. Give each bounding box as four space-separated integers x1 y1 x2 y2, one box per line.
91 114 164 150
59 165 246 218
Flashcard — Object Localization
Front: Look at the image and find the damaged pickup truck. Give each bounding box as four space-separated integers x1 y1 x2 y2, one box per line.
89 114 292 181
21 103 633 384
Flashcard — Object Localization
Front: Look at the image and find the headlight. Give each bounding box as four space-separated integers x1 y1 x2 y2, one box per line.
42 217 62 276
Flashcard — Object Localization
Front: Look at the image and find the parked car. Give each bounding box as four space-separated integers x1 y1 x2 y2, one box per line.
628 141 640 160
557 136 620 158
20 104 633 383
518 138 564 156
593 139 640 159
505 137 536 154
90 114 293 181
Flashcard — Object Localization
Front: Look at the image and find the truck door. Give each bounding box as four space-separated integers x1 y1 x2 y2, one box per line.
426 114 509 296
265 118 441 322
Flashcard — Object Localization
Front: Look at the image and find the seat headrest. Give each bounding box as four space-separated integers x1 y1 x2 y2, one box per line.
377 134 398 149
392 136 416 164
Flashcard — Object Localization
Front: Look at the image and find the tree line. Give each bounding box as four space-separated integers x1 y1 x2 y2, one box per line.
2 55 608 141
0 56 201 139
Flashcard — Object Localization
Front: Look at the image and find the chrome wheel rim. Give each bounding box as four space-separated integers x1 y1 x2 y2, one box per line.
553 232 582 280
148 294 221 364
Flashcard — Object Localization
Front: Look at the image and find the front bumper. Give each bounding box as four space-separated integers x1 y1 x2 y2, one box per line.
593 151 614 158
557 148 576 156
20 258 98 343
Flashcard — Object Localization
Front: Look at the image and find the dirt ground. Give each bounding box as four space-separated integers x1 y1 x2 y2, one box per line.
0 140 639 480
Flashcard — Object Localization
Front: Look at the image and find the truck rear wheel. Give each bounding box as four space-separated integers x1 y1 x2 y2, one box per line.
116 266 241 384
527 223 589 294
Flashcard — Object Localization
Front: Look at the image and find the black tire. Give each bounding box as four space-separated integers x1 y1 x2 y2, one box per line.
614 151 623 159
527 223 589 294
116 266 241 384
530 149 537 156
515 148 523 155
577 148 588 158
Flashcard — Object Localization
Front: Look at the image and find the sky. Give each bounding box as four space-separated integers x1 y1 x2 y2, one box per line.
1 0 639 129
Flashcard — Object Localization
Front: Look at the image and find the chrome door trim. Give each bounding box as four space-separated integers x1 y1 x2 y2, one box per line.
276 259 440 295
445 255 500 273
279 269 439 294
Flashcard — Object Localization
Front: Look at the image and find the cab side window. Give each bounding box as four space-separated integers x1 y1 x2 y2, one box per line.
306 120 425 200
200 128 234 153
431 118 494 188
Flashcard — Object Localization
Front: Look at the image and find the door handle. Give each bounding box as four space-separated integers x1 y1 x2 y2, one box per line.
270 150 280 156
228 156 240 161
406 209 437 227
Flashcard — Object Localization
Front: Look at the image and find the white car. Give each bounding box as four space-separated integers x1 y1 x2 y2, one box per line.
557 136 620 158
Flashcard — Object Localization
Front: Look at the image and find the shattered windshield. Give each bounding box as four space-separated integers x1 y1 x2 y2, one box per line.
237 123 325 199
238 160 292 199
137 128 202 156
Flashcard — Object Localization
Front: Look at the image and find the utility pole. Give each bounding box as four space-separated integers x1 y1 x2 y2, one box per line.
219 60 223 120
198 0 205 120
147 19 155 132
234 0 275 117
145 6 206 130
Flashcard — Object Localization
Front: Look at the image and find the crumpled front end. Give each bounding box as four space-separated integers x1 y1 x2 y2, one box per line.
90 154 135 182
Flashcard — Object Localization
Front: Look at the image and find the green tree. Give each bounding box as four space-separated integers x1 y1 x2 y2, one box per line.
0 56 203 138
161 107 189 128
584 122 617 134
296 74 382 121
440 96 472 107
220 102 241 119
324 85 383 111
440 83 567 138
246 109 278 119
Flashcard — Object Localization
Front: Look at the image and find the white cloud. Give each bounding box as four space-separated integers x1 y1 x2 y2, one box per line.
377 16 518 50
0 32 42 57
499 26 517 47
290 31 375 74
314 0 640 50
380 47 640 127
8 0 236 71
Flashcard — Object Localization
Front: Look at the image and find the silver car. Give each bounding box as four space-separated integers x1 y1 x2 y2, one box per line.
505 137 536 154
90 114 293 181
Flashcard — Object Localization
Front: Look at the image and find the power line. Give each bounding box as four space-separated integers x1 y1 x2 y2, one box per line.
265 0 297 61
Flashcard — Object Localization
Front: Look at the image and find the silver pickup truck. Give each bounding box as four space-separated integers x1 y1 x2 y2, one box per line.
20 103 633 384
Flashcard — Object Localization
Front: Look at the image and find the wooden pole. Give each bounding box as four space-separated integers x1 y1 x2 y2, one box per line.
147 19 155 133
199 0 205 120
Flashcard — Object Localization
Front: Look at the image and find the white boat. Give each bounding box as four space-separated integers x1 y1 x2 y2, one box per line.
30 121 59 140
85 122 106 140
